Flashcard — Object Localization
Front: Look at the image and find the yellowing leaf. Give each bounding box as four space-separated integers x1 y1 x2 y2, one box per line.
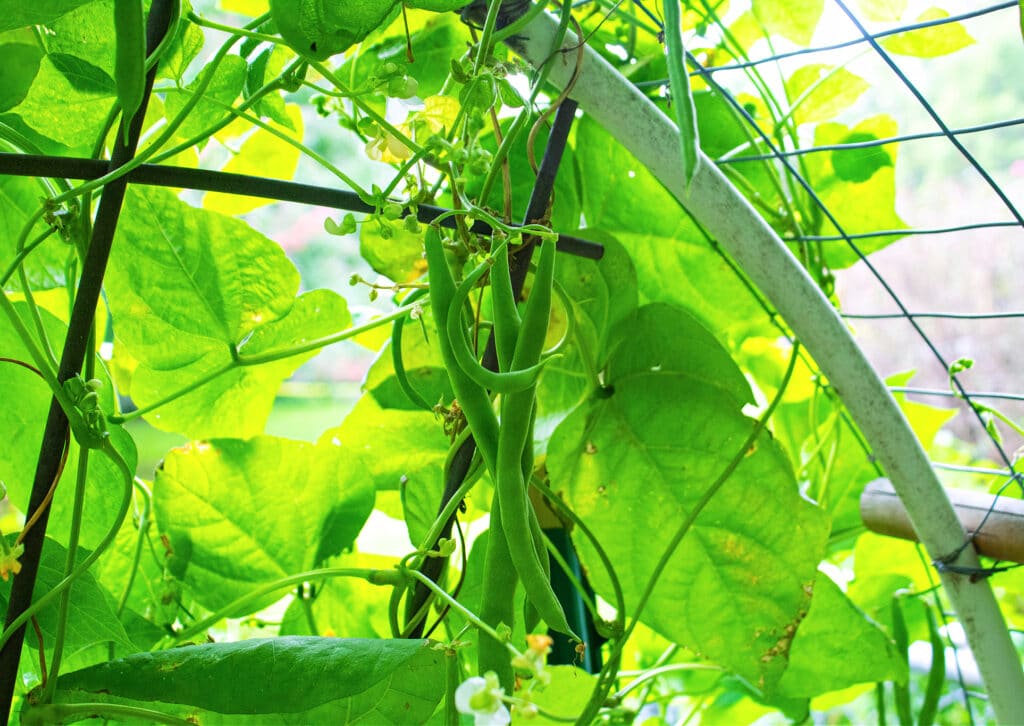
365 96 458 164
349 314 395 351
855 0 906 22
751 0 824 45
219 0 269 15
786 64 870 125
203 105 304 215
419 94 460 134
881 8 975 58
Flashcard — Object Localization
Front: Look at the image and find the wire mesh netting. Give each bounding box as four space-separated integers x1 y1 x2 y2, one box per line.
654 0 1024 719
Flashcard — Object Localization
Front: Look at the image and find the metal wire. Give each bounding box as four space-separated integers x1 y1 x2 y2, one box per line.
621 1 1024 717
631 1 1016 82
717 118 1024 165
679 17 1024 501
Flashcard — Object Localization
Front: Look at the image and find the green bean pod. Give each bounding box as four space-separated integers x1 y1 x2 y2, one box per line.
522 501 551 634
446 246 549 394
496 238 576 637
663 0 700 188
510 238 557 371
390 287 433 411
424 226 500 473
114 0 147 144
521 403 551 634
489 241 521 373
520 404 548 591
478 495 517 692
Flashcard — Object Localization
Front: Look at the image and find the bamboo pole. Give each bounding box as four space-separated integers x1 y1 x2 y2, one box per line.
862 479 1024 564
508 10 1024 721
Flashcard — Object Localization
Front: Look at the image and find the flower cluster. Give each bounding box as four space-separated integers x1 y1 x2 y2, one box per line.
455 673 510 726
456 635 558 724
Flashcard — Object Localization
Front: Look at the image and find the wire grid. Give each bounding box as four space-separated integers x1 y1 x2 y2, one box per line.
617 0 1024 717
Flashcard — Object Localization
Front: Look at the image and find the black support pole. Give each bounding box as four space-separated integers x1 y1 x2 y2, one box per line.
0 2 175 717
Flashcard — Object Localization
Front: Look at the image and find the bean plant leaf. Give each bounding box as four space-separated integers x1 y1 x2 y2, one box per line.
785 65 870 126
0 536 134 662
803 115 906 267
281 553 397 639
325 393 448 492
163 55 248 146
751 0 824 45
244 46 294 129
576 117 772 341
856 0 906 21
0 174 70 291
340 11 464 100
364 307 452 410
830 132 893 183
607 303 754 407
531 666 597 723
0 302 138 552
106 186 351 439
0 0 97 31
50 637 446 723
44 0 119 81
47 424 139 553
693 90 782 213
360 220 427 283
881 9 975 57
160 14 207 84
203 105 304 216
778 575 906 696
536 230 637 448
93 512 182 635
154 436 375 614
324 394 448 543
10 55 115 148
270 0 402 61
548 305 830 691
0 42 43 113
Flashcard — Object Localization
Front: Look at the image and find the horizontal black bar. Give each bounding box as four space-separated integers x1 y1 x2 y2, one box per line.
0 154 604 260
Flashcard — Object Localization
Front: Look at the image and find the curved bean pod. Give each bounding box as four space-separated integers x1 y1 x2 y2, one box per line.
424 226 500 473
390 287 433 411
446 245 549 394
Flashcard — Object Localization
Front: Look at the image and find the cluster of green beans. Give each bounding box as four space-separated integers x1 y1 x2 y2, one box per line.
423 227 576 688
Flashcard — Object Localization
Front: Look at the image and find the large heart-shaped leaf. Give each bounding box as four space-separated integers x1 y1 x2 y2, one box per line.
548 303 829 692
154 436 374 614
107 186 350 438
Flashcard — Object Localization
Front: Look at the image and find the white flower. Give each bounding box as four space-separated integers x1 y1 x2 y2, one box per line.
455 674 511 726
